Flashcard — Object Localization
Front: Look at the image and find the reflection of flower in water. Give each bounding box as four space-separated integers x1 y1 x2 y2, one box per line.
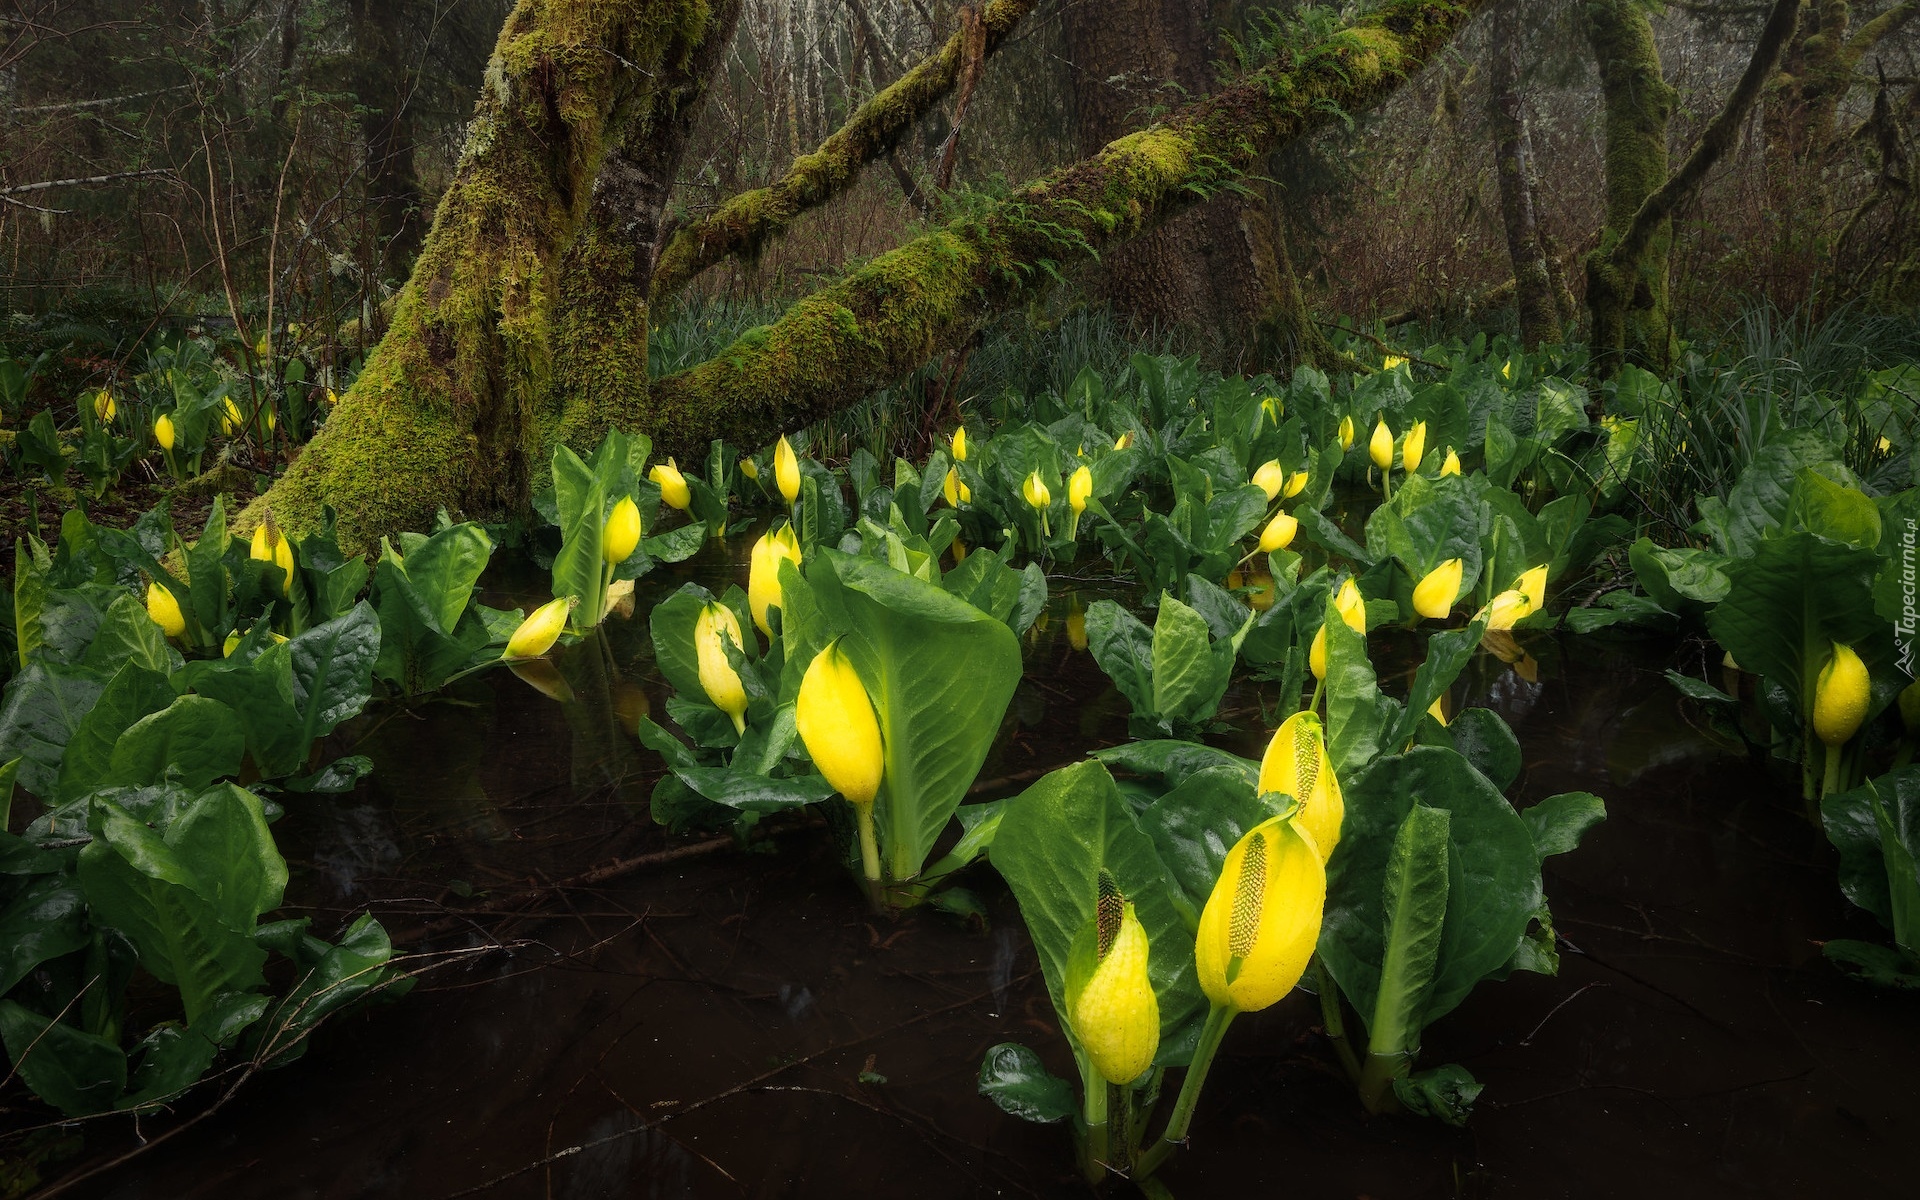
778 982 815 1022
310 803 404 899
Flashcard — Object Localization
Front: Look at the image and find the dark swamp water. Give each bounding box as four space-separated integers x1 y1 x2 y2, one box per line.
23 541 1920 1200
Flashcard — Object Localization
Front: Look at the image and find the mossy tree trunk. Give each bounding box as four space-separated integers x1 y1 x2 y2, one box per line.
1489 0 1561 348
244 0 721 550
1585 0 1800 377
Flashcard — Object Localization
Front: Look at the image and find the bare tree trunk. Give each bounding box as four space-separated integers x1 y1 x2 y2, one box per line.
1489 0 1561 348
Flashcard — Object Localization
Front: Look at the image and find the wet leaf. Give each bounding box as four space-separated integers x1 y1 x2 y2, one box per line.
977 1042 1077 1123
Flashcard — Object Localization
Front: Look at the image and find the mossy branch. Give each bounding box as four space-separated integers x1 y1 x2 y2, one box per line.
1612 0 1800 270
645 0 1487 458
647 0 1039 303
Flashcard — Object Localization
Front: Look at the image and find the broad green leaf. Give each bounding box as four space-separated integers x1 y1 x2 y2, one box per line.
1446 707 1521 791
175 649 307 779
13 537 48 670
0 876 90 994
1151 595 1228 724
551 444 609 619
1387 617 1487 750
80 593 175 676
78 799 267 1022
0 662 108 798
402 522 492 635
290 601 380 744
1323 589 1395 779
990 761 1205 1066
106 696 246 791
1822 940 1920 989
1822 771 1920 951
1085 600 1154 717
808 550 1022 881
1366 804 1450 1054
1521 792 1608 862
0 1000 127 1116
1709 430 1851 557
673 767 836 812
259 913 403 1066
1787 469 1880 549
649 583 721 704
1138 766 1287 930
1092 741 1258 791
977 1042 1077 1123
1629 538 1729 617
166 784 287 932
55 663 174 802
1393 1062 1483 1126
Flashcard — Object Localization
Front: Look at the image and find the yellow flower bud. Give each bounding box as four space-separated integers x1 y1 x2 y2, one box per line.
1439 447 1462 476
748 523 803 637
250 515 295 586
1383 354 1407 370
324 387 339 406
739 456 759 481
603 496 642 564
1196 816 1325 1013
1284 470 1309 498
1257 511 1297 553
1022 470 1050 511
695 602 751 733
1338 415 1355 451
1813 642 1870 747
1309 580 1366 682
1069 880 1159 1085
1412 558 1464 620
951 426 968 462
146 582 186 638
951 537 967 563
154 412 175 452
1113 430 1133 451
1069 464 1093 514
1514 564 1548 614
93 390 116 423
221 396 244 436
504 596 573 659
775 435 801 505
1369 418 1394 470
1402 421 1428 474
1501 359 1513 381
1429 694 1451 725
651 460 692 510
794 640 884 807
1252 459 1287 501
942 466 970 507
1484 589 1532 631
1257 711 1344 861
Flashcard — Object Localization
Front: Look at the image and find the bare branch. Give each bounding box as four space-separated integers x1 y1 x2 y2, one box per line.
0 167 174 195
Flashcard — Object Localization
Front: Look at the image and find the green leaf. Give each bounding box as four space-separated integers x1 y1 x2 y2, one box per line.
808 550 1022 881
977 1042 1077 1123
1085 600 1154 717
1629 538 1728 617
1710 431 1852 557
1521 792 1607 862
165 784 287 932
1323 588 1395 779
1446 707 1521 791
1787 469 1880 549
80 593 175 676
551 444 609 620
1138 766 1287 931
1822 940 1920 989
401 522 492 635
289 601 380 744
1393 1062 1483 1126
0 663 108 798
78 800 266 1022
106 696 246 791
1366 804 1451 1054
0 876 90 994
649 584 720 704
673 767 836 812
55 663 175 802
258 913 402 1066
0 1000 127 1116
1151 595 1231 725
175 648 307 779
989 761 1204 1067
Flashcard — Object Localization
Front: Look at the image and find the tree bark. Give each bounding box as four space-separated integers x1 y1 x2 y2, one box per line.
245 0 722 550
1488 0 1561 348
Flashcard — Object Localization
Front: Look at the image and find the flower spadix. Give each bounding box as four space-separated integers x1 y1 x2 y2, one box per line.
695 602 751 732
603 496 641 564
1813 642 1870 747
504 596 573 659
1369 418 1394 471
651 460 691 510
1252 459 1287 501
146 582 186 638
1196 816 1326 1013
748 523 803 637
1412 558 1464 620
794 640 884 807
1067 872 1159 1085
774 436 801 505
1257 712 1344 862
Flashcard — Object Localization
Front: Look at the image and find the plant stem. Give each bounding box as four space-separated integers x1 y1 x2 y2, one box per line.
1112 1082 1134 1173
1308 676 1325 717
854 802 884 912
1357 1047 1409 1114
1136 1002 1234 1177
1821 741 1844 802
1314 955 1361 1083
1080 1070 1110 1185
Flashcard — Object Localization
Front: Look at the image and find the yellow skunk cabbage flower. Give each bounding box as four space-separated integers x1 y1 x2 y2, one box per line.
250 515 295 586
748 523 803 637
794 641 884 807
505 596 573 659
951 537 967 563
1252 459 1287 501
774 436 801 505
951 426 969 461
221 396 244 436
1878 436 1893 456
1247 571 1276 612
1501 359 1514 381
1369 418 1394 470
943 466 971 506
1284 470 1309 498
739 456 759 481
1484 588 1532 631
603 496 642 563
223 629 288 657
153 412 176 452
1069 882 1159 1085
651 460 692 510
324 387 339 407
1022 470 1051 511
695 602 751 733
1429 694 1451 725
1813 642 1870 747
1439 447 1462 476
1067 608 1088 650
1257 711 1344 862
1383 354 1407 371
1196 816 1326 1013
1113 430 1134 451
1262 396 1283 424
1257 511 1298 553
93 390 116 423
146 582 186 638
1412 558 1464 620
1338 415 1355 451
1309 578 1368 680
1514 564 1548 613
1069 464 1093 513
1402 421 1428 474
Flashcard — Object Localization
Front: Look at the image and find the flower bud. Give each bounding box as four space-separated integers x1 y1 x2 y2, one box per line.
1069 465 1093 514
1412 558 1464 620
1113 430 1133 451
1257 511 1297 553
1284 470 1309 498
603 496 642 564
250 514 295 587
695 602 751 732
1484 588 1532 631
1369 418 1394 470
1514 564 1547 613
1338 415 1355 451
154 412 175 452
504 596 573 659
1402 421 1428 474
1252 459 1287 501
1813 642 1870 747
1068 876 1159 1085
1022 470 1050 511
739 456 759 481
651 460 691 510
146 582 186 638
794 640 884 807
775 435 801 505
748 523 803 636
951 426 968 462
1439 447 1461 476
